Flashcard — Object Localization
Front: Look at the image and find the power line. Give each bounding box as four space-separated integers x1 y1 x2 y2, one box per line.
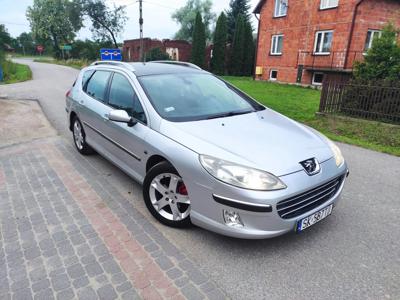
0 21 30 27
142 0 176 11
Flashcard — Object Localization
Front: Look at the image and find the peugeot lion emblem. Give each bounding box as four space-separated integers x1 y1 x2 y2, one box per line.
300 158 320 176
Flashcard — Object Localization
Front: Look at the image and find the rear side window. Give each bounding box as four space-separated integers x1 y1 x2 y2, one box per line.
82 70 94 87
108 73 147 124
85 71 111 103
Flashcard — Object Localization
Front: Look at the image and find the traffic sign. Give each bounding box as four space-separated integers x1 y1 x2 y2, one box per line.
36 45 44 53
62 45 72 51
100 48 122 61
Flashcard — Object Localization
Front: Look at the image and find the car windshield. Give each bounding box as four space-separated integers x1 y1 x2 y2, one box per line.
138 73 264 122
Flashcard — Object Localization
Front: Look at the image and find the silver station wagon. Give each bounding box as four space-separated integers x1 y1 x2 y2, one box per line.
66 61 349 239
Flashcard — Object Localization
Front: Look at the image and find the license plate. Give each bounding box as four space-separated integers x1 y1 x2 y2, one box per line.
296 204 333 232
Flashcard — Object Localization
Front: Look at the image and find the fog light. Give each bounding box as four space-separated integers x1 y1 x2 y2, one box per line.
223 210 244 228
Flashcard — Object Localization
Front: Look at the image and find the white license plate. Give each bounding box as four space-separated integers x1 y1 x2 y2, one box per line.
296 204 333 232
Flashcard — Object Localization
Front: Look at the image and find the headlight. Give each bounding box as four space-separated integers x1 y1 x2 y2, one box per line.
327 139 344 167
199 155 286 191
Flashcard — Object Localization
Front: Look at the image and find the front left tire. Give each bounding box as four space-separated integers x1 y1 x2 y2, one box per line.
143 161 191 228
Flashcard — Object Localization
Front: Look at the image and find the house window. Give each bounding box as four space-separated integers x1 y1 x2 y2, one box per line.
274 0 288 17
271 35 283 55
320 0 339 9
314 30 333 54
270 70 278 80
312 72 324 85
364 30 382 52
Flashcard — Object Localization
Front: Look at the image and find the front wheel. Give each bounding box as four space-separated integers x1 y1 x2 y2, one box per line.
143 161 191 228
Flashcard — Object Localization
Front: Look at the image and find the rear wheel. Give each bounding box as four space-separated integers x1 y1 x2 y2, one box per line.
72 116 94 155
143 161 191 227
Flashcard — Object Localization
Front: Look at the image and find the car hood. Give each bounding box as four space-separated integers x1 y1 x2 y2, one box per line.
159 109 333 177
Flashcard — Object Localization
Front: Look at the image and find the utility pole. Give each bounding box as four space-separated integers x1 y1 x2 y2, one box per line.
139 0 144 62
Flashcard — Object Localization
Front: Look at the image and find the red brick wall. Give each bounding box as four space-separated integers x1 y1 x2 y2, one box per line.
123 39 193 62
255 0 400 85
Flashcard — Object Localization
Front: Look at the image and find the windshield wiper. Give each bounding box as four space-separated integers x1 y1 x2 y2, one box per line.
206 110 253 120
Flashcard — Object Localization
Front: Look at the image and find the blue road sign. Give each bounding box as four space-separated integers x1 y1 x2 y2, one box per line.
100 48 122 61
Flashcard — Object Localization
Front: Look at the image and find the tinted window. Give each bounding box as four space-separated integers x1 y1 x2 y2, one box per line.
139 73 263 122
82 70 94 87
85 71 110 102
109 73 147 124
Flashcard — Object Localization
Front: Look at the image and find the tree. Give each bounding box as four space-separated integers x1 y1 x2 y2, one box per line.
0 24 12 63
145 48 171 62
354 23 400 82
226 0 251 42
15 32 35 55
210 12 227 75
26 0 83 58
242 20 254 76
229 15 245 75
172 0 216 42
191 12 206 68
82 0 127 48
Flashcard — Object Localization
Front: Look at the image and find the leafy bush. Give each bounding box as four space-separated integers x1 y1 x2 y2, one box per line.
354 23 400 81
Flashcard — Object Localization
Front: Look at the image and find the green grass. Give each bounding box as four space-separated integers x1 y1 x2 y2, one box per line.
1 61 32 84
33 58 91 69
223 76 400 156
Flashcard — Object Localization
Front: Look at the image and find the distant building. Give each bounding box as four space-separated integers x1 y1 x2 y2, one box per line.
253 0 400 85
123 38 214 69
123 38 192 62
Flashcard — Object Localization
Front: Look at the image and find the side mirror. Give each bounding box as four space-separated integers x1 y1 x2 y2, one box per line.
108 110 137 127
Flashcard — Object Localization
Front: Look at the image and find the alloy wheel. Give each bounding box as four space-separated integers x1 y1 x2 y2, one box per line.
149 173 190 221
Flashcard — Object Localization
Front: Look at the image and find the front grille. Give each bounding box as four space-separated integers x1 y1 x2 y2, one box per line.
277 175 345 219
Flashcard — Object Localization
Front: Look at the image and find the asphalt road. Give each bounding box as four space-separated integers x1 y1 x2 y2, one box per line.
1 59 399 300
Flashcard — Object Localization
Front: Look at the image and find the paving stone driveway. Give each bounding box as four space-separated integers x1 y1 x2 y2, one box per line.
0 137 226 300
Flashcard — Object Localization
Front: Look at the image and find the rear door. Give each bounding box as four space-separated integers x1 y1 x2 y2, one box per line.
79 69 113 154
102 72 150 181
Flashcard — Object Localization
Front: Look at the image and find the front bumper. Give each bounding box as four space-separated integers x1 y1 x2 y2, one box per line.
187 157 348 239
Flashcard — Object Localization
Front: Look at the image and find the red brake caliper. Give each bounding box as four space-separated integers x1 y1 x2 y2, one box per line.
178 183 188 195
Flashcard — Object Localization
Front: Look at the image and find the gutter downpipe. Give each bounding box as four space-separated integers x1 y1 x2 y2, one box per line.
344 0 365 69
253 13 261 80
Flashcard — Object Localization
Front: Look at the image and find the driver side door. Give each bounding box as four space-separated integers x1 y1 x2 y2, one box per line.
102 72 150 182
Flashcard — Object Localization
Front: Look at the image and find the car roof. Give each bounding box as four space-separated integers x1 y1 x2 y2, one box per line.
130 62 205 77
90 61 206 77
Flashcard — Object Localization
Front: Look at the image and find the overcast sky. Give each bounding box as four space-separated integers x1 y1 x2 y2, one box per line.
1 0 260 41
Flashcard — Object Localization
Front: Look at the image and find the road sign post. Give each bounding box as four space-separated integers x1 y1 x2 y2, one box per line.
100 49 122 61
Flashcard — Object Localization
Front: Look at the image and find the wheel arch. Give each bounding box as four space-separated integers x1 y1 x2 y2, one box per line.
146 154 173 173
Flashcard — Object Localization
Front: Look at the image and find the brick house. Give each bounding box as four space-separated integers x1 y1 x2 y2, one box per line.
253 0 400 85
123 38 192 62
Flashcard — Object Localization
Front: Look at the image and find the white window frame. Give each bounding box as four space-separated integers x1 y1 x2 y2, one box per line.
271 34 284 55
320 0 339 10
274 0 288 17
312 72 324 85
270 70 278 81
364 29 382 52
314 30 333 55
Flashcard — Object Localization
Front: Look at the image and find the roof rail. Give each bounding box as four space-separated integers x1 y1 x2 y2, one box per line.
151 61 202 70
90 61 135 71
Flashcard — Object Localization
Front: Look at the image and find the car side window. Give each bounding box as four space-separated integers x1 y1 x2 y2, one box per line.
82 70 94 88
108 73 147 124
85 71 111 103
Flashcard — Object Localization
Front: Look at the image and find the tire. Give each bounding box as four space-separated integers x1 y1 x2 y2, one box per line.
72 116 94 155
143 161 191 228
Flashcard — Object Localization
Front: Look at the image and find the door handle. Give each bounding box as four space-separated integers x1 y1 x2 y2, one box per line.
103 114 109 121
79 100 84 105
